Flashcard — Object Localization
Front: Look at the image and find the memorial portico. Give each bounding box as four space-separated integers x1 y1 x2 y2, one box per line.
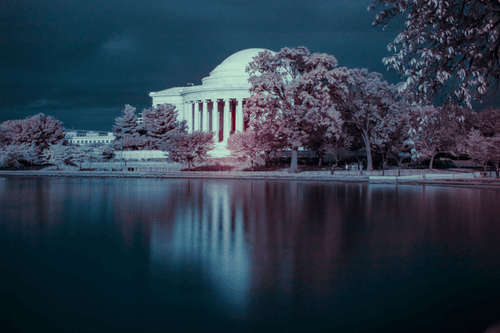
149 48 274 156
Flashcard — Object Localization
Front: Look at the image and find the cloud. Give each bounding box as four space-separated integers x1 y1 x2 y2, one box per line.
27 98 66 109
103 37 134 52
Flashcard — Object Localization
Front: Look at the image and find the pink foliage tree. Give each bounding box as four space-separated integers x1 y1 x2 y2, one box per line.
328 68 411 171
0 113 65 154
478 107 500 138
487 135 500 178
246 47 343 173
42 143 71 170
243 95 288 167
460 128 491 174
113 104 141 151
370 0 500 106
372 109 411 175
140 103 187 149
227 130 263 171
407 105 466 170
164 131 215 171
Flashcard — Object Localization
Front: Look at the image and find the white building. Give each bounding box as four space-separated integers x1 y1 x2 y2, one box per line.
149 48 273 156
65 130 115 145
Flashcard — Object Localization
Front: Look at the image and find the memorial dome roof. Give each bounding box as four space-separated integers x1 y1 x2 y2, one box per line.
201 48 274 87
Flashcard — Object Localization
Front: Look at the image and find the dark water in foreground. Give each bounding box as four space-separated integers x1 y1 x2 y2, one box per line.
1 177 499 333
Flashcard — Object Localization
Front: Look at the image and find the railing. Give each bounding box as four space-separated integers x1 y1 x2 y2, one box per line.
317 168 484 177
76 161 497 178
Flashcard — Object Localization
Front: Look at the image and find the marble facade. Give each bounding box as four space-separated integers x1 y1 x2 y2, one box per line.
149 48 273 155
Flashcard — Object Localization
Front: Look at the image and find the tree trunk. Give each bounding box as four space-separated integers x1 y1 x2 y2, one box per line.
429 154 436 170
482 162 487 177
318 155 323 167
251 159 254 172
289 148 298 173
366 144 373 171
398 156 404 176
495 163 499 178
361 131 374 171
331 164 334 175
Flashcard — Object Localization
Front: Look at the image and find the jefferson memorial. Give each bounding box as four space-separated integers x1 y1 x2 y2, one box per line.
149 48 273 154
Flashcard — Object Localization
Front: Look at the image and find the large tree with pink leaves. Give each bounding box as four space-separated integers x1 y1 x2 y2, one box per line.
0 113 65 153
163 131 215 171
370 0 500 106
407 105 467 169
245 47 343 173
327 68 412 171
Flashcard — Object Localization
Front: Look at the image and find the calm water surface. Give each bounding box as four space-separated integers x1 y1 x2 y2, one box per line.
1 177 499 333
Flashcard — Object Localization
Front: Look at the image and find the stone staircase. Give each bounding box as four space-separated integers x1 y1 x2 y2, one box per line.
208 142 231 158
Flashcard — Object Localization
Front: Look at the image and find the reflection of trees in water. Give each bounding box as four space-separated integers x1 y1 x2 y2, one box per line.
1 178 119 243
234 181 500 326
0 178 51 242
364 185 500 260
11 177 499 322
3 177 500 329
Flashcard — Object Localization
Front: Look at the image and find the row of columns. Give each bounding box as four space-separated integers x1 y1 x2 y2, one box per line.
184 98 245 142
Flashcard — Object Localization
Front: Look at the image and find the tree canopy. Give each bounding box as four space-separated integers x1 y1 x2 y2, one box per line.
164 131 215 171
227 130 263 171
113 104 140 150
140 103 187 149
370 0 500 106
245 47 343 172
328 68 411 170
113 103 186 151
407 105 466 169
0 113 65 153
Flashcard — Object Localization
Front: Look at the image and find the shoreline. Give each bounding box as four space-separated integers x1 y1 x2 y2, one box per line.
0 170 369 182
1 170 500 188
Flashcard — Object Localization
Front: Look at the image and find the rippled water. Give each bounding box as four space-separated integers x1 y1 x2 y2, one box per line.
1 177 499 333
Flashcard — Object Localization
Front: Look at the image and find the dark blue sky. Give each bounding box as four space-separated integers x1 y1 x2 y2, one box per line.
1 0 403 131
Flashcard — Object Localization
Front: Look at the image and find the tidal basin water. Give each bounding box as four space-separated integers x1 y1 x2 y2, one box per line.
1 177 499 333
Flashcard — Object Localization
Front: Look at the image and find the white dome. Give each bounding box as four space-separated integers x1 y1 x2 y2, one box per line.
201 48 274 87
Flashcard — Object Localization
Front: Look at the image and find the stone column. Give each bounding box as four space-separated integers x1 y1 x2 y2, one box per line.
208 101 213 132
185 102 192 133
236 98 244 132
223 98 231 143
177 104 184 122
202 100 209 132
212 100 219 134
194 101 200 132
